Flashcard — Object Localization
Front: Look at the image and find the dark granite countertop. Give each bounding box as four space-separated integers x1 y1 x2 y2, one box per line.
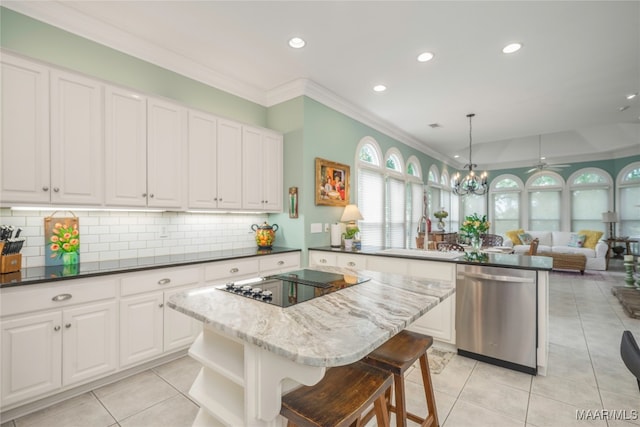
309 246 553 271
0 247 301 288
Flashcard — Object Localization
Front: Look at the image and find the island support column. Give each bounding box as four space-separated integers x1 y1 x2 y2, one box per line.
187 325 326 426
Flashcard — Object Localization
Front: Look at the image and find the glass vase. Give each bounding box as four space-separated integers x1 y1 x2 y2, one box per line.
471 236 483 252
62 251 79 265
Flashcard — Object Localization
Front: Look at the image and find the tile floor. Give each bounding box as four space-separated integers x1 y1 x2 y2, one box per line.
1 261 638 427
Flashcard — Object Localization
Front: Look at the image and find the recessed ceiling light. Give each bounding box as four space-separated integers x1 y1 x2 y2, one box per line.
373 85 387 92
288 37 306 49
626 93 638 100
454 155 460 159
502 42 522 54
540 156 546 160
417 52 434 62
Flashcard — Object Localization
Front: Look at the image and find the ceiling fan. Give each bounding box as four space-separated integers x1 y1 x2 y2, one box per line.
526 135 571 173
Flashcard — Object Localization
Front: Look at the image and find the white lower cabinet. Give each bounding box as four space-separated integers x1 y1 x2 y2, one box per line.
62 301 118 386
0 289 117 408
119 266 201 368
1 312 62 407
164 287 202 352
119 292 164 367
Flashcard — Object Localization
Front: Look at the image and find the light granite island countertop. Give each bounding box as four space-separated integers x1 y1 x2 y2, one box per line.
167 266 454 427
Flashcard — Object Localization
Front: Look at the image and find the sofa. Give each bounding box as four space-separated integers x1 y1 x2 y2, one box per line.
502 230 608 271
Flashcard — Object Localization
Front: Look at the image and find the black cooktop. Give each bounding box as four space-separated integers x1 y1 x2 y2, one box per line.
217 269 370 308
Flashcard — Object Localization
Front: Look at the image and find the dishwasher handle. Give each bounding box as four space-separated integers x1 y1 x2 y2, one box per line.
457 271 535 283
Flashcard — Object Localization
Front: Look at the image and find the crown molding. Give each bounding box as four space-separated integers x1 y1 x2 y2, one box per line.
266 78 457 167
2 1 266 105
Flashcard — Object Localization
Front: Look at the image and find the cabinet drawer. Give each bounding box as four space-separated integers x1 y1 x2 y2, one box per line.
204 258 259 283
121 267 200 296
336 254 367 269
0 278 117 318
259 252 300 274
309 251 337 267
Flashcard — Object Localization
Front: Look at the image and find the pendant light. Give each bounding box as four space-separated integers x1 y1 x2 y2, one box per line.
453 113 488 196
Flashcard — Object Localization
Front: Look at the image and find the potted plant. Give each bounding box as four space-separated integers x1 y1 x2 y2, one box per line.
343 227 360 250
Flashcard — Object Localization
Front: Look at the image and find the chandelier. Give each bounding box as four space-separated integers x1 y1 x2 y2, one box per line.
453 113 488 196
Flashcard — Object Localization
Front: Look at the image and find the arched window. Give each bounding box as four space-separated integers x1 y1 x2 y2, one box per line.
568 168 612 232
618 162 640 240
490 174 524 235
406 156 425 246
526 172 564 231
384 148 406 247
427 165 441 220
437 171 454 233
356 138 384 247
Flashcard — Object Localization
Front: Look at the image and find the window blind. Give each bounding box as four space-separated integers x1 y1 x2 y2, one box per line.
358 168 385 247
387 176 406 248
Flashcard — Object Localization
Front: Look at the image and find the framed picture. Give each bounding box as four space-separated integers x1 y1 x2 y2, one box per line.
315 158 350 206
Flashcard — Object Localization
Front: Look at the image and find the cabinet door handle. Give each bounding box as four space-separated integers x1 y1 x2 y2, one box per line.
65 323 72 329
277 260 284 265
320 259 327 264
347 261 356 267
53 187 60 193
230 267 239 273
52 294 72 302
157 278 171 285
149 193 154 198
159 303 164 308
142 193 147 198
219 198 222 201
54 326 61 332
42 186 49 192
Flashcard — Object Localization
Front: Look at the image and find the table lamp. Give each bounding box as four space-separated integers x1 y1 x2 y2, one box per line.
340 204 363 235
601 211 618 239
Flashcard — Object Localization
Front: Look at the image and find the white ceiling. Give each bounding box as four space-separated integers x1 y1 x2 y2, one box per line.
5 1 640 170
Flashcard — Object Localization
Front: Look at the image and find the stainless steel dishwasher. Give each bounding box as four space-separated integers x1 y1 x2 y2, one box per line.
456 264 538 374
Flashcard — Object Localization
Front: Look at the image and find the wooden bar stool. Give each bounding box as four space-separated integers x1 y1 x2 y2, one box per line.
362 330 439 427
280 361 392 427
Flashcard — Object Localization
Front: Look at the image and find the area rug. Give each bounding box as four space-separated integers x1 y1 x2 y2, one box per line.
427 347 456 374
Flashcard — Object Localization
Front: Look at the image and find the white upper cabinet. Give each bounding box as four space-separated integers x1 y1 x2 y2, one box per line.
188 110 219 209
104 86 148 207
147 98 187 209
1 54 104 207
0 54 50 205
188 112 243 210
1 53 282 212
242 126 283 211
216 119 243 209
50 70 103 205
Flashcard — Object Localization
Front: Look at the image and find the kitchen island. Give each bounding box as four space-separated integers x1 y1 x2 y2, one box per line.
167 266 454 427
309 246 552 375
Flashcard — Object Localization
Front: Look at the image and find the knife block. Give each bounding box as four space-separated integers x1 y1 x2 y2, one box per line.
1 254 22 274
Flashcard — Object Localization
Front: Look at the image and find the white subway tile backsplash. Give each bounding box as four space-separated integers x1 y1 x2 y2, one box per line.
0 208 268 268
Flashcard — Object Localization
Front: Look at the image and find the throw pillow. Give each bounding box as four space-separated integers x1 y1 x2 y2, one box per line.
518 232 534 245
577 230 604 249
505 228 525 245
567 233 586 248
